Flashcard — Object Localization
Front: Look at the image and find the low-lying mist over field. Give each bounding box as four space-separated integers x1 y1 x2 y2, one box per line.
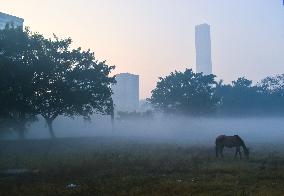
8 115 283 146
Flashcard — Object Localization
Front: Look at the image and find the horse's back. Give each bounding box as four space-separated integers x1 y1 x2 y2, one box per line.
215 135 226 145
216 135 243 147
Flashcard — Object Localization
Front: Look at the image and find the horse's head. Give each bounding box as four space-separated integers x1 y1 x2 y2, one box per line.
244 147 250 159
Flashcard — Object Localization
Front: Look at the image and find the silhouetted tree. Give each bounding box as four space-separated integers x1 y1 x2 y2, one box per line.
29 34 72 138
0 26 38 138
66 49 115 121
148 69 219 115
257 74 284 113
259 74 284 95
31 34 115 138
0 26 116 139
216 77 263 115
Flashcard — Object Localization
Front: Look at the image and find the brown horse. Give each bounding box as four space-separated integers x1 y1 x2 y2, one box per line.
215 135 249 159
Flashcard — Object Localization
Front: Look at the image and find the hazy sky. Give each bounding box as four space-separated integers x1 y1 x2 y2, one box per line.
1 0 284 98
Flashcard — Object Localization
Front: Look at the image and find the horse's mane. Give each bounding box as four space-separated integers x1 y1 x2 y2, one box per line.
234 135 245 146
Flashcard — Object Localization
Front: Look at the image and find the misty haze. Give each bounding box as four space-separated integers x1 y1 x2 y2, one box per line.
3 116 283 147
1 1 284 195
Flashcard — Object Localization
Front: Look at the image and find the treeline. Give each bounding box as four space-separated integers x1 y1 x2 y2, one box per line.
1 26 283 138
0 26 115 138
148 69 284 116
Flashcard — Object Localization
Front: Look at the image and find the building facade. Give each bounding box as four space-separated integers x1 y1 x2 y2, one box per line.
0 12 24 29
112 73 139 113
195 23 212 75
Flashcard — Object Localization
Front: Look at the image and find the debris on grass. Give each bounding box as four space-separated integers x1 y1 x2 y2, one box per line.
66 183 78 189
1 169 40 176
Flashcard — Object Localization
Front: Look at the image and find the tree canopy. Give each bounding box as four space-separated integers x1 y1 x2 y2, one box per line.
215 77 262 115
148 69 219 115
149 70 284 116
0 26 38 137
0 26 115 138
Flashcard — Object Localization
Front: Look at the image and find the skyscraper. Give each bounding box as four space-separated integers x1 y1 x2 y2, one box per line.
0 12 24 29
195 23 212 75
112 73 139 113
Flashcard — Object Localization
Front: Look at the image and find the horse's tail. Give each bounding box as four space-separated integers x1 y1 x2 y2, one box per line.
215 145 218 157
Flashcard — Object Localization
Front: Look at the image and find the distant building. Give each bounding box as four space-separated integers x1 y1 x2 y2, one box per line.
0 12 24 29
112 73 139 113
195 23 212 75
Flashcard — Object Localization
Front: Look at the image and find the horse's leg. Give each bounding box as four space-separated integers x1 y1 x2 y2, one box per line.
239 147 242 159
235 146 241 159
220 146 224 158
235 147 238 158
215 145 219 158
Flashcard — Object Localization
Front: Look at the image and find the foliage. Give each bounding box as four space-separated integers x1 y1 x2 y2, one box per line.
259 74 284 94
148 69 219 115
257 74 284 113
149 70 284 116
216 77 263 115
31 34 115 138
0 26 38 138
0 26 115 138
216 76 284 115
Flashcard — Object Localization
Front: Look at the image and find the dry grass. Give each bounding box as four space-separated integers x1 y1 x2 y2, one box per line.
0 137 284 196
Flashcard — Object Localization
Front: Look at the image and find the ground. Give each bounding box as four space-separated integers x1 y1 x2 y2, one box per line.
0 137 284 196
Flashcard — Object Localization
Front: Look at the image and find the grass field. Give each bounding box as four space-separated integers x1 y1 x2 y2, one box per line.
0 137 284 196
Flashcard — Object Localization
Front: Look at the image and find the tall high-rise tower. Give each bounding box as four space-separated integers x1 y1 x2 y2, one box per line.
195 23 212 75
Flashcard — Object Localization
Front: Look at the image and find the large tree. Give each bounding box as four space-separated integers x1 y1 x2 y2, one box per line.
31 34 115 138
0 26 38 138
257 74 284 113
216 77 265 115
148 69 219 115
0 26 116 139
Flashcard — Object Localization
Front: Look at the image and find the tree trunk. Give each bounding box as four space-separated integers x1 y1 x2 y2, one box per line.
16 112 27 140
17 122 26 140
110 99 115 131
111 110 114 131
17 129 26 140
46 119 55 139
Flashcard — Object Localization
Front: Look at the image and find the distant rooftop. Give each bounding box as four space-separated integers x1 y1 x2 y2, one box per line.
195 23 210 28
116 73 139 77
0 12 24 22
195 23 211 35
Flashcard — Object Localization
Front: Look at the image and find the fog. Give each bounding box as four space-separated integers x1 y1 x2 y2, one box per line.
3 114 283 147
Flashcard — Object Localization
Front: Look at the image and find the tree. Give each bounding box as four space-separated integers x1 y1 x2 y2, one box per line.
0 26 38 138
0 26 116 139
148 69 219 115
216 77 263 115
29 34 72 138
31 34 115 138
259 74 284 95
66 49 115 120
257 74 284 113
232 77 253 88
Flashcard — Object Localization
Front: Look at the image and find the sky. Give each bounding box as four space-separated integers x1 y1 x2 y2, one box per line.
1 0 284 99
